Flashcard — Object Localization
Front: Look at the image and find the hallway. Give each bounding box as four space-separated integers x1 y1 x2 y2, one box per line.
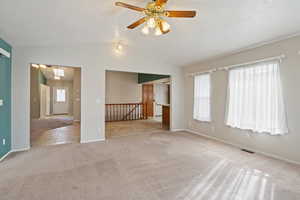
31 115 80 146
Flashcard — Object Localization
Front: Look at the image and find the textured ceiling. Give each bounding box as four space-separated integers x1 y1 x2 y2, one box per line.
1 0 300 66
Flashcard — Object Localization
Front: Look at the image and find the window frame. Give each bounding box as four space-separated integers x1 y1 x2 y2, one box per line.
55 88 66 103
193 73 212 122
225 60 288 135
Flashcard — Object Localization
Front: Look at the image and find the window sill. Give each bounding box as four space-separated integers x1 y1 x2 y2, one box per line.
193 119 211 124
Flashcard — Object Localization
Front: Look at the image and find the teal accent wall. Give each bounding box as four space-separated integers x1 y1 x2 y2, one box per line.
138 73 170 84
0 38 12 159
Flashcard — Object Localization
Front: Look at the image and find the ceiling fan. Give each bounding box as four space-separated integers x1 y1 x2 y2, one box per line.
115 0 196 36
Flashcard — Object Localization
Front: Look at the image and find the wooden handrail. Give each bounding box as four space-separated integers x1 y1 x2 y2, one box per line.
122 104 138 120
105 102 148 122
106 103 143 105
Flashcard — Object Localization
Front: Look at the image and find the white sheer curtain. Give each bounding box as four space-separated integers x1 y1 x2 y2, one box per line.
193 73 211 122
226 60 288 135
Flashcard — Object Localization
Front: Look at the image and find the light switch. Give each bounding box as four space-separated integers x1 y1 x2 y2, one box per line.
0 99 3 106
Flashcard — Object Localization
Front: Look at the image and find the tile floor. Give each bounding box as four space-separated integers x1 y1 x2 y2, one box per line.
30 115 80 146
31 122 80 146
1 131 300 200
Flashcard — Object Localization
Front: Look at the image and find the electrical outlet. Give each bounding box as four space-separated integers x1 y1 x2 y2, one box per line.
2 139 5 145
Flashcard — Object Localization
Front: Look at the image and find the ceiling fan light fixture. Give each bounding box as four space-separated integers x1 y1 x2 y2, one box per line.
141 25 150 35
115 1 196 35
154 26 162 36
161 20 170 32
147 17 156 29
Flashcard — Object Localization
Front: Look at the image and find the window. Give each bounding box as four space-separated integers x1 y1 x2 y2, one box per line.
53 68 64 77
193 73 211 122
226 60 288 135
56 89 66 102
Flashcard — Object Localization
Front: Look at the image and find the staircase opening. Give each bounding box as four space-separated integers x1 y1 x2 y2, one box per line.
105 70 171 138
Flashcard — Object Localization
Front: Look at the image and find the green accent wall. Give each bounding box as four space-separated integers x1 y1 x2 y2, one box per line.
138 73 170 84
0 38 12 159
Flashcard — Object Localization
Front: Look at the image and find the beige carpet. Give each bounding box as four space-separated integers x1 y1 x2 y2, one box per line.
1 131 300 200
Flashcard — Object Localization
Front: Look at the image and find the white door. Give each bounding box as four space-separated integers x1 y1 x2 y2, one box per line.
40 84 50 118
53 87 69 114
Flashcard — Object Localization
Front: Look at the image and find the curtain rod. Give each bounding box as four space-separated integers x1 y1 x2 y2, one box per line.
219 54 286 71
186 68 217 77
187 54 285 77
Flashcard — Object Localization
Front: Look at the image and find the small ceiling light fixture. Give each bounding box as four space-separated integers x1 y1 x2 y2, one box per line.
32 64 39 68
114 41 124 54
39 64 47 69
116 43 123 51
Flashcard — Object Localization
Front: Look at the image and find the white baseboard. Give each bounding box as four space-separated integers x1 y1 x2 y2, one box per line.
185 129 300 166
0 151 11 162
80 138 105 144
11 146 30 153
171 129 185 132
0 147 30 162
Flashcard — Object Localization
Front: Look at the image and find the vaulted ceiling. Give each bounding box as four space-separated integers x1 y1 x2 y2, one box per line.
1 0 300 66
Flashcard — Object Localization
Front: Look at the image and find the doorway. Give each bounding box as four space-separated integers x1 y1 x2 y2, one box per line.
142 84 154 117
30 64 81 147
105 70 171 138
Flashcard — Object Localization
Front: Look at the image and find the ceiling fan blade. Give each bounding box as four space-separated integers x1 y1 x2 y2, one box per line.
165 10 196 18
115 2 145 12
155 0 168 6
127 17 147 29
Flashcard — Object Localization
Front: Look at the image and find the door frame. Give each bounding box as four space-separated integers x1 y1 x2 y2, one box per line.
104 70 172 137
29 64 82 146
40 84 50 118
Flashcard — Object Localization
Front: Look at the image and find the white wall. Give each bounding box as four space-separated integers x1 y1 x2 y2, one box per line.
105 71 142 104
184 36 300 164
12 44 185 150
